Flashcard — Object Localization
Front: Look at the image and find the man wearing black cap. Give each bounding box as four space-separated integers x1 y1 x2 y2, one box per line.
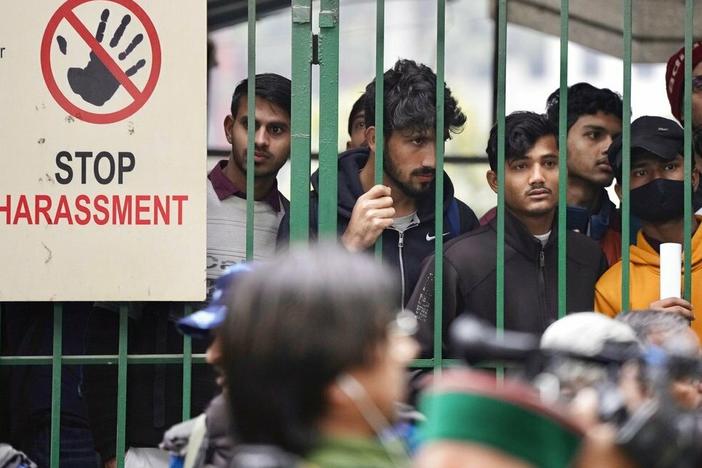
595 116 702 341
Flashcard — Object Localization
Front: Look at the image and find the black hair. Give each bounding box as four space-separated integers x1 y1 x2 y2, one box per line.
486 112 558 172
545 82 623 132
363 59 466 140
230 73 291 118
220 245 399 456
347 94 366 137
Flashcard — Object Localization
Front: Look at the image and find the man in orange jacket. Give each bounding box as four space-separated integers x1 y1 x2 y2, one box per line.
595 116 702 340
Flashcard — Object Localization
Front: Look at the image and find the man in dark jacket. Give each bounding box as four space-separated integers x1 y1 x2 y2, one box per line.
279 59 479 306
409 112 608 357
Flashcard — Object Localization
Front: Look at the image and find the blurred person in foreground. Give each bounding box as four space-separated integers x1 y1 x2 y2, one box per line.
415 313 639 468
219 245 419 468
160 264 253 468
618 309 702 410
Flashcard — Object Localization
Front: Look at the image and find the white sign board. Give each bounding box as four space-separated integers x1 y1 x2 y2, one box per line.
0 0 206 300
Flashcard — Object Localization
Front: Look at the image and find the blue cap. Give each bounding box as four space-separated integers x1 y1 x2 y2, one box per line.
177 263 253 338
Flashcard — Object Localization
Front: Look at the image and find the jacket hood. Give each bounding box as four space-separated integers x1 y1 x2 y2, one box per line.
310 147 458 220
631 216 702 270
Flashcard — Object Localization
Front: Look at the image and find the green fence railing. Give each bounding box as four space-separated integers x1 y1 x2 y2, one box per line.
1 1 698 467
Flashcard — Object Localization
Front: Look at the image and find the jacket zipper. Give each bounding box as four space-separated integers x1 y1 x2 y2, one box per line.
398 231 406 307
394 217 421 308
538 248 547 325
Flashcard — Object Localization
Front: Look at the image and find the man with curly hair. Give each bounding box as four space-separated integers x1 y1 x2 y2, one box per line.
279 59 479 307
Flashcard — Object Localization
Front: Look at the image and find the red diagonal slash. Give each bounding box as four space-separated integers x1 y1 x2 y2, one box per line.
64 9 142 100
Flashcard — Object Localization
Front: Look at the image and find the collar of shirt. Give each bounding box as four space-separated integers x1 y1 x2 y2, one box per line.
208 159 281 213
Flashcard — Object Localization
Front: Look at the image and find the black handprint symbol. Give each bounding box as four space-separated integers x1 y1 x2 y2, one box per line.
57 9 146 106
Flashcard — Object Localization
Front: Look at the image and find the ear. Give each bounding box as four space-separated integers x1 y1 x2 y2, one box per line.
614 182 622 201
366 126 376 152
346 140 352 150
486 170 498 194
223 115 234 144
693 167 700 192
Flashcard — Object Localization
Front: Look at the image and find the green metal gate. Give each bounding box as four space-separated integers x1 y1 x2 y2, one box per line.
1 1 698 467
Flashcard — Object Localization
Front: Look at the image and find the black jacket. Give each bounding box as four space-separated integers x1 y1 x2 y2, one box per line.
83 303 217 461
0 302 93 450
408 209 608 357
277 148 479 306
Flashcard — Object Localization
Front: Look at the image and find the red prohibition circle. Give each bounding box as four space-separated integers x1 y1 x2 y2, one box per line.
40 0 161 124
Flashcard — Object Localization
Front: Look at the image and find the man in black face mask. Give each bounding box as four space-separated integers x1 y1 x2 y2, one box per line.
595 116 702 342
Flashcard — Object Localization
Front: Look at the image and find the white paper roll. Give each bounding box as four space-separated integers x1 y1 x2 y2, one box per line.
660 243 682 299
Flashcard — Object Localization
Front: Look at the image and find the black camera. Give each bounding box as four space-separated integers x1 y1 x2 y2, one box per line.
449 314 702 468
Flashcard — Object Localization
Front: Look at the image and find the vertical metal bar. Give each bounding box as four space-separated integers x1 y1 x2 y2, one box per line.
181 305 192 421
290 0 312 243
496 0 507 381
621 0 632 312
557 0 569 317
49 303 63 468
246 0 256 260
433 0 446 372
374 0 385 260
318 0 340 237
116 305 128 468
683 0 694 301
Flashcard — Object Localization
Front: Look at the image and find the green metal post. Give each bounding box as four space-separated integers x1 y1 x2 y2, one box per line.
433 0 446 372
683 0 694 301
116 305 128 468
318 0 340 237
182 305 192 420
557 0 569 317
290 0 313 243
246 0 256 260
0 354 209 366
49 304 63 468
621 0 632 312
496 0 507 381
374 0 385 260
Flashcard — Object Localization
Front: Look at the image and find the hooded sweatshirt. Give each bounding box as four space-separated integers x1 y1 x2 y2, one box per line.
277 148 479 307
409 209 608 358
595 216 702 340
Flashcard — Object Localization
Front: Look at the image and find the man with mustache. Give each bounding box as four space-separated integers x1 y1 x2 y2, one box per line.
409 112 607 357
479 84 624 266
209 73 291 285
279 59 479 307
595 116 702 340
